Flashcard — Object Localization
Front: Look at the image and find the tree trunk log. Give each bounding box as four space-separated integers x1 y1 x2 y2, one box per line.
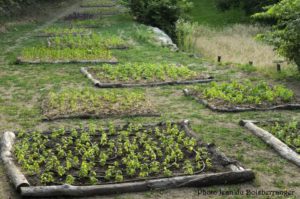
1 132 30 191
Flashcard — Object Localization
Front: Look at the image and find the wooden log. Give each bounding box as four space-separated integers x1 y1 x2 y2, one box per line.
20 170 254 197
241 120 300 167
1 132 30 192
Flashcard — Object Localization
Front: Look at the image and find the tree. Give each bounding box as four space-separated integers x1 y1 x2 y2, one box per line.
253 0 300 70
121 0 192 39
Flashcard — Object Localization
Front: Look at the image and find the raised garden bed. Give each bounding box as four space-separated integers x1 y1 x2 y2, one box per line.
63 12 96 21
1 120 254 197
41 88 159 120
80 0 117 7
184 80 300 112
81 63 213 88
47 34 129 50
36 27 92 37
240 120 300 167
77 7 122 16
17 47 117 64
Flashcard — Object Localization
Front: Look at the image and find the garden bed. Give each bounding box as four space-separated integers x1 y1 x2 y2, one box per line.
63 12 96 21
1 120 254 197
81 63 213 88
47 34 129 50
36 27 92 37
80 0 117 7
240 120 300 167
17 47 117 64
184 80 300 112
41 88 159 120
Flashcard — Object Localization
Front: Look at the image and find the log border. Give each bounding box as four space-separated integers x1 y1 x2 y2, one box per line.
1 120 254 197
81 67 214 88
183 89 300 112
240 120 300 167
16 57 118 65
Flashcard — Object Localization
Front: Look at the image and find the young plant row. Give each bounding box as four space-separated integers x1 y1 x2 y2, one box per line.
40 27 91 36
78 7 121 16
47 34 127 49
80 0 116 7
19 47 113 62
42 88 155 120
14 122 213 185
88 63 204 83
191 80 294 106
262 121 300 153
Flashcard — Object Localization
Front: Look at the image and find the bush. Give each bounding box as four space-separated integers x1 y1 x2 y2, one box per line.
121 0 192 38
253 0 300 70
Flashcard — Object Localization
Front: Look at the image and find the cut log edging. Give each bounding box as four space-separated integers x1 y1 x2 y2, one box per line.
240 120 300 167
1 132 30 192
1 120 254 197
183 89 300 112
17 58 118 65
81 67 214 88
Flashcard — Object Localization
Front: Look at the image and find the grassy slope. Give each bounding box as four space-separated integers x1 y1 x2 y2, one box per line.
190 0 249 26
0 2 299 199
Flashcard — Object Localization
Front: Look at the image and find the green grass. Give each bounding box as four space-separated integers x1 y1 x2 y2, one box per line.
190 0 249 26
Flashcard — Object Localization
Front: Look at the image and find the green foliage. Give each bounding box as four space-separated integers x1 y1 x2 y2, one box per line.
47 34 127 49
14 122 213 185
42 88 155 119
78 7 121 15
253 0 300 70
215 0 279 15
121 0 192 38
41 27 91 36
89 63 201 83
175 19 198 52
264 121 300 153
192 80 294 105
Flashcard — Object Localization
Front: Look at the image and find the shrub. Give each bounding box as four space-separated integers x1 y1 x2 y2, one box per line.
253 0 300 70
121 0 192 38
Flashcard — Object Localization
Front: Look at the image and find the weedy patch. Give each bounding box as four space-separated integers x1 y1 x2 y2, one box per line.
82 63 213 88
184 80 300 112
17 47 117 64
80 0 117 7
36 27 92 37
1 121 254 197
47 34 128 50
41 88 159 120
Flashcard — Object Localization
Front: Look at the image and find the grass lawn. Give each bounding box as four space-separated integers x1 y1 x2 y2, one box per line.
0 1 299 199
190 0 249 26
